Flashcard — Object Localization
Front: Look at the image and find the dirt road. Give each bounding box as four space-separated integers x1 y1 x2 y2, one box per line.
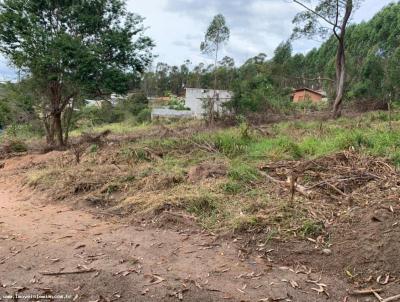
0 155 353 301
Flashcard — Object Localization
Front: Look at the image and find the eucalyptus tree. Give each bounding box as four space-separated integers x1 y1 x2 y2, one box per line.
0 0 154 146
292 0 361 118
200 14 230 124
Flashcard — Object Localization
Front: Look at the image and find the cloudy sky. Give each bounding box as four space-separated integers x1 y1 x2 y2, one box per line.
0 0 395 80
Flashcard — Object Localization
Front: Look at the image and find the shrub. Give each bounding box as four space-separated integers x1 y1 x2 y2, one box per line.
167 95 190 111
78 102 124 126
278 139 303 159
1 123 43 141
118 92 149 116
89 144 99 153
136 108 151 123
2 139 28 153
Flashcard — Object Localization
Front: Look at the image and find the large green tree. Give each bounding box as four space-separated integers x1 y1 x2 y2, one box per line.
200 14 230 124
292 0 360 118
0 0 154 146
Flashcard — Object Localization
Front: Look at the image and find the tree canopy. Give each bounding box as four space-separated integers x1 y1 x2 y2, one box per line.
292 0 361 118
139 2 400 116
0 0 154 146
200 14 230 57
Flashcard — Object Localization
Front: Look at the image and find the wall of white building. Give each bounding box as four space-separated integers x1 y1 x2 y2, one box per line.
185 88 233 118
150 88 233 120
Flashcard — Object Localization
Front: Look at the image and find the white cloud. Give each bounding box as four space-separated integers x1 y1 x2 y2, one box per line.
0 0 395 77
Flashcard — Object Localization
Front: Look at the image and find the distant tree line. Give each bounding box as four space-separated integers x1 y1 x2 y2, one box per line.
1 1 400 142
142 2 400 115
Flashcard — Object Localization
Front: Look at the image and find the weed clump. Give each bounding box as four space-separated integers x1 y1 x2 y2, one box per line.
232 215 261 232
300 220 325 237
221 181 243 194
228 162 260 183
186 194 218 216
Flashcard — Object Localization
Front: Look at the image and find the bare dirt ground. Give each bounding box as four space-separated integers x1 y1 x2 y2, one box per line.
0 154 398 302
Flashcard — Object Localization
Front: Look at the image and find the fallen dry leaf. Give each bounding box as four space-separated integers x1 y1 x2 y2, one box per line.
145 274 165 286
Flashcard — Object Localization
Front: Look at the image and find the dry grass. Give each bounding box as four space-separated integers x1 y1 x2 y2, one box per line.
25 111 400 238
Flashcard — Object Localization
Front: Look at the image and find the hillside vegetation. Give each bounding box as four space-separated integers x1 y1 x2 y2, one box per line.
1 3 400 139
142 3 400 113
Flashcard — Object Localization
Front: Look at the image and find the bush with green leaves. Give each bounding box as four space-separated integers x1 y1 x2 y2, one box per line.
167 95 190 111
136 108 152 123
0 123 43 142
78 101 124 128
116 93 149 117
0 101 11 128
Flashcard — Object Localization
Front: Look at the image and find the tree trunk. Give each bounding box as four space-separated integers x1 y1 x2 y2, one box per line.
43 117 55 146
332 0 353 119
63 97 76 145
388 94 393 131
210 43 219 126
53 112 64 147
332 40 346 118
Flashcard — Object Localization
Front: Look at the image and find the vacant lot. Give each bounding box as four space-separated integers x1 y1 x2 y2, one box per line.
1 111 400 301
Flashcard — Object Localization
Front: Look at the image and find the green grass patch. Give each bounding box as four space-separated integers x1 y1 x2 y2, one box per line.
186 193 218 215
0 124 43 143
246 115 400 163
231 215 262 232
221 181 244 195
300 220 325 238
70 120 151 136
194 128 253 157
228 161 260 183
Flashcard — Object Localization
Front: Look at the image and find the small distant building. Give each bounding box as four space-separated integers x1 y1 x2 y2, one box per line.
185 88 233 118
292 88 327 103
151 108 194 120
85 99 103 107
85 93 125 108
151 88 233 120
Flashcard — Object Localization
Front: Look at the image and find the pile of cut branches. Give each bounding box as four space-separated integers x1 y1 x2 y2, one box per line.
260 151 399 202
70 130 111 163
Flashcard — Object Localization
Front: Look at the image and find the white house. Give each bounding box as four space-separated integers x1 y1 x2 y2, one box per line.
151 88 233 120
85 93 126 108
151 108 194 120
185 88 233 118
85 99 103 107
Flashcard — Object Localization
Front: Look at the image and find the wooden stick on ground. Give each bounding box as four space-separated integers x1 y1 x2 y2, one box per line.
39 268 96 276
351 288 383 295
381 294 400 302
372 291 400 302
260 171 314 198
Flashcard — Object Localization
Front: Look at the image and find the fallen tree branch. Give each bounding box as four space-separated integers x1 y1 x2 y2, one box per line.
260 171 314 198
373 291 400 302
350 288 383 295
321 179 347 197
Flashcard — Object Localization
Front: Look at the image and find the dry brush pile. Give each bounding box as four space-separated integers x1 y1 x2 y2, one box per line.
260 151 399 203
